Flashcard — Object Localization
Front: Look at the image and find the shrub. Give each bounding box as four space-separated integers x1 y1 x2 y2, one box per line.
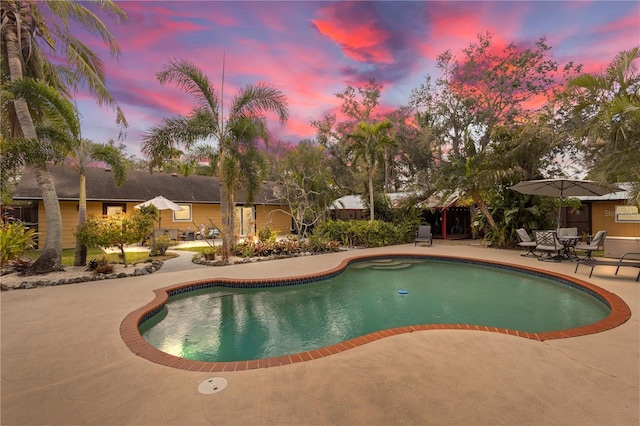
231 237 340 258
0 220 37 266
314 219 413 248
257 226 277 243
5 256 33 273
150 235 176 256
86 257 114 274
301 234 341 253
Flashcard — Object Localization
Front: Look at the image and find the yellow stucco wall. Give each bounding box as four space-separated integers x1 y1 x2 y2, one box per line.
255 205 291 235
38 198 636 249
38 201 289 249
590 201 640 237
36 201 81 249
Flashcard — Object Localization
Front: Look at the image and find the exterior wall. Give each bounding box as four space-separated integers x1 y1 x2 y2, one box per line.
255 205 291 235
35 201 80 249
590 201 640 238
168 203 222 233
36 201 48 249
38 201 290 248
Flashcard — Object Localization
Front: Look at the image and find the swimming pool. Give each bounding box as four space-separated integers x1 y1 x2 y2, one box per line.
121 254 631 371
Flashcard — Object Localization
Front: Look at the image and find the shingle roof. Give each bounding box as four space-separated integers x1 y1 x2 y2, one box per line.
13 164 282 205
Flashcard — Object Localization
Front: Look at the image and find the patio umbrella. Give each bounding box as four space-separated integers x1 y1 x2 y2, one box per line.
509 178 622 228
134 195 184 228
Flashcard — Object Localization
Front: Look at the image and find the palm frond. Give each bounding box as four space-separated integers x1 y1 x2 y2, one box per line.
6 77 80 138
230 83 289 123
156 58 220 115
45 0 126 57
89 142 129 185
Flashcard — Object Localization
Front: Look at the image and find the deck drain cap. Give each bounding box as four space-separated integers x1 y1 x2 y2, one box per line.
198 377 227 394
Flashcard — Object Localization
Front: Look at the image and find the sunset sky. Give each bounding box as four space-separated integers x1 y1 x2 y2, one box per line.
75 1 640 156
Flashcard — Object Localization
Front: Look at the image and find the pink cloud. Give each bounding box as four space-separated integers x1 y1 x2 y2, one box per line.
311 3 394 64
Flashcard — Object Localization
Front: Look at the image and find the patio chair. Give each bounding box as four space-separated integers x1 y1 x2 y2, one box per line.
516 228 538 257
534 230 564 262
557 227 578 238
180 227 195 241
415 225 433 247
575 230 607 260
166 229 179 241
575 252 640 281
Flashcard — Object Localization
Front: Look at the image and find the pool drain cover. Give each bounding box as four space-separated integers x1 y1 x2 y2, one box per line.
198 377 227 394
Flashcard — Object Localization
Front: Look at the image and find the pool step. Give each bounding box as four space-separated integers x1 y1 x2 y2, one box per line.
370 263 414 270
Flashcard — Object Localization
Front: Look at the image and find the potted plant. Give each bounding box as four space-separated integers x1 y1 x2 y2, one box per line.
202 246 218 260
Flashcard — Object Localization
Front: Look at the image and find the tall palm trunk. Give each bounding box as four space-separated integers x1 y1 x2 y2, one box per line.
74 172 88 266
368 170 375 222
31 165 64 273
219 182 231 262
384 146 392 192
6 21 63 274
218 149 235 262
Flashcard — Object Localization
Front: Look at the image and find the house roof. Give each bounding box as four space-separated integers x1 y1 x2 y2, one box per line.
12 164 283 205
575 182 632 201
330 193 410 210
331 192 460 210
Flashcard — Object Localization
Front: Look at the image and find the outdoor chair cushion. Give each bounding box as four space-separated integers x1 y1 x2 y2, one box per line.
557 227 579 238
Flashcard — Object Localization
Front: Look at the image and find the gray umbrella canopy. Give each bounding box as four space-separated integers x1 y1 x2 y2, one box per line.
509 179 622 228
134 196 184 228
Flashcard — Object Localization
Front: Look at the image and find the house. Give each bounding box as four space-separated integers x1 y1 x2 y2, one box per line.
571 183 640 257
330 192 472 239
11 165 292 249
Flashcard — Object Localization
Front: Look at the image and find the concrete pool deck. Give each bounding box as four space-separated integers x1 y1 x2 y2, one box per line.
1 243 638 425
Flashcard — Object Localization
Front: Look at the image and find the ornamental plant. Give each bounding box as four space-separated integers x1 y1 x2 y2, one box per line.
76 211 155 267
0 220 37 266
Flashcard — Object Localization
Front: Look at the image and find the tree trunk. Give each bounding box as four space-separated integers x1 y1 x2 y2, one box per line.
25 164 64 275
119 244 128 267
384 146 391 192
6 24 64 274
368 171 375 222
219 163 232 262
74 172 88 266
473 194 502 245
219 183 236 263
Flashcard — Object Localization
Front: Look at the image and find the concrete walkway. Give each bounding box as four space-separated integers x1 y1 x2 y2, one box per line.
1 243 638 425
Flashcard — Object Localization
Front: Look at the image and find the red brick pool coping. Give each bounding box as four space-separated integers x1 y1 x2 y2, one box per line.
120 253 631 372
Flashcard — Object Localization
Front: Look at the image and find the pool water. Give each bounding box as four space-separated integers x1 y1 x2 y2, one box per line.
140 259 610 362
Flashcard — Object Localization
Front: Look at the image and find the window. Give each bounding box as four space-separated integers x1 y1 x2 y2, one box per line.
615 205 640 223
103 203 126 216
173 204 192 222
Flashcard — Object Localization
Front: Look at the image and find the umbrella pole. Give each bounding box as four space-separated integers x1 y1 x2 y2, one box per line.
557 196 563 231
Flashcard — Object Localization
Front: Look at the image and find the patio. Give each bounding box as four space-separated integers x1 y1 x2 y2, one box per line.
1 242 638 425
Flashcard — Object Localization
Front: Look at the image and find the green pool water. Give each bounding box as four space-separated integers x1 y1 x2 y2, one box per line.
140 258 610 362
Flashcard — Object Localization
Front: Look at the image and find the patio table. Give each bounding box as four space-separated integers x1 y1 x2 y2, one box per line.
559 236 581 261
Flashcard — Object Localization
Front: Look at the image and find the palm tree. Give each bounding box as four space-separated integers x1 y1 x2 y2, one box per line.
68 139 128 266
1 0 128 273
345 120 395 222
141 58 289 261
2 77 81 273
567 47 640 196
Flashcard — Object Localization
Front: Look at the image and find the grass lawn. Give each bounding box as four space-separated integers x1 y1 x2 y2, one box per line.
24 247 176 267
171 246 216 255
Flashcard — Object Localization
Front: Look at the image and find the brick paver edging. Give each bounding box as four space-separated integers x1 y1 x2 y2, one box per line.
120 253 631 372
